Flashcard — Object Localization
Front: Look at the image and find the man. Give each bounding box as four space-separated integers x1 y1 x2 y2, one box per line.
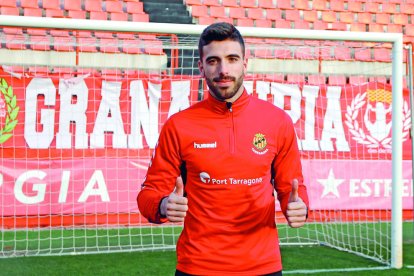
137 22 309 275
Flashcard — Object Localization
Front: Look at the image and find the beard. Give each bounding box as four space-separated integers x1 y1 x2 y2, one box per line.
206 73 244 101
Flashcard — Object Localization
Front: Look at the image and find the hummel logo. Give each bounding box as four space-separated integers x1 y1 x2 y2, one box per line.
194 142 217 149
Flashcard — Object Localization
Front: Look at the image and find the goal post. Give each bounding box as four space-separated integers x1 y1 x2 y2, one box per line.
0 15 406 271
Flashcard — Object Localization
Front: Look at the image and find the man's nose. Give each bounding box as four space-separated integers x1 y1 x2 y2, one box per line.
219 61 230 75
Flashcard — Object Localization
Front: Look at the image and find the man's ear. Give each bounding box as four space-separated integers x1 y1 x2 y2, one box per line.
198 60 204 77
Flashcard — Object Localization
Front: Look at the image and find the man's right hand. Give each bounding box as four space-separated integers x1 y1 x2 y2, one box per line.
160 176 188 222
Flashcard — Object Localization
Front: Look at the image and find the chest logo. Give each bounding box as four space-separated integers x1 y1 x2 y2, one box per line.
252 133 269 155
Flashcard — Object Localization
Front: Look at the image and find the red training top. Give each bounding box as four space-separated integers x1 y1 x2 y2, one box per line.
137 91 309 275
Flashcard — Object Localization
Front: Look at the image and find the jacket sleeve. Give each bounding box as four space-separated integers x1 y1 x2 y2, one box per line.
273 113 309 218
137 118 182 224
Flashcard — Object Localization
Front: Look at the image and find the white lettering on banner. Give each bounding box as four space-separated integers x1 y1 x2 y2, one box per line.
24 78 56 149
349 179 394 197
91 81 127 148
56 79 89 149
11 169 109 204
22 78 356 151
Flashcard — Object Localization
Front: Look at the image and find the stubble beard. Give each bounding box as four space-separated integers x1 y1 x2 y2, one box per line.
206 74 245 102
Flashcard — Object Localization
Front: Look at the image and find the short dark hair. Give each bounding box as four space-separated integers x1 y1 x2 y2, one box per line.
198 22 245 60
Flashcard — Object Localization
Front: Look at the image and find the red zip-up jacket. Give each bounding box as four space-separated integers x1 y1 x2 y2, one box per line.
137 90 309 275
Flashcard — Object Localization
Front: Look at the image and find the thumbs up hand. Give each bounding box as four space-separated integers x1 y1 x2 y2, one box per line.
160 176 188 222
286 179 308 228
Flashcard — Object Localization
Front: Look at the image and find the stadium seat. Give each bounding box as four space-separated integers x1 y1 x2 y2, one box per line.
204 0 221 6
357 13 372 24
42 0 60 10
99 38 120 53
51 67 76 77
287 74 305 83
197 16 215 25
53 36 75 51
330 22 347 31
222 0 239 8
255 19 272 28
28 35 51 51
111 12 129 21
349 75 367 85
373 48 391 62
375 13 390 24
67 10 87 19
393 14 408 25
330 0 344 11
116 32 136 40
294 46 315 59
185 0 202 5
381 3 397 13
90 11 108 20
334 46 351 60
265 9 282 20
307 74 326 85
354 48 372 61
64 0 82 11
364 3 379 13
121 39 143 54
229 7 246 19
28 66 50 74
405 24 414 37
191 5 208 17
295 0 309 10
368 24 384 33
350 23 366 32
303 10 318 22
27 27 47 36
126 2 144 13
312 0 327 10
131 13 149 22
328 75 346 85
78 37 99 52
0 0 17 7
85 0 103 12
142 39 164 55
294 20 310 29
258 0 275 8
277 1 292 9
247 8 265 20
387 24 402 33
94 31 114 38
23 7 43 17
274 48 292 59
209 6 226 18
369 76 387 84
20 0 38 8
45 9 65 18
313 20 328 30
50 29 71 37
0 6 19 16
285 10 301 21
240 0 257 8
321 11 336 23
400 3 414 14
105 1 123 13
237 18 254 27
254 48 274 58
347 2 363 12
275 20 291 29
339 12 354 24
5 34 26 50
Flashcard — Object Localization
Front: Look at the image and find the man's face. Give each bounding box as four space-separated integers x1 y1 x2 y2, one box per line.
198 39 247 102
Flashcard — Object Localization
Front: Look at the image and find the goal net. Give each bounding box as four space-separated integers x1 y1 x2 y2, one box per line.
0 16 408 272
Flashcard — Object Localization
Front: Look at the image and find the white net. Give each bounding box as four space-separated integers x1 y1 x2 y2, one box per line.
0 21 410 271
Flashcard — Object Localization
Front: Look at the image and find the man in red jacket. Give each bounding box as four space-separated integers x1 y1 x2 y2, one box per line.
137 22 309 276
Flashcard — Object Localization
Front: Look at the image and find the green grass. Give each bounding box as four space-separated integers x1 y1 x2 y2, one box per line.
0 222 413 275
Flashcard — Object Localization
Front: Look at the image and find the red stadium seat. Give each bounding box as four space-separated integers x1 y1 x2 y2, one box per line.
373 48 391 62
303 10 318 22
350 23 366 32
321 11 336 23
29 35 51 51
375 13 390 24
248 8 264 19
274 48 292 59
197 16 215 25
349 75 367 85
126 2 144 13
78 37 99 52
131 13 149 22
111 12 129 21
328 75 346 85
45 9 65 18
277 1 292 9
209 6 226 18
42 0 60 10
94 31 114 38
347 2 362 12
67 10 86 19
393 14 408 25
121 39 143 54
27 27 47 36
339 12 354 24
254 48 274 58
204 0 221 6
53 36 75 51
85 0 103 12
5 34 26 50
294 47 315 59
237 18 254 27
275 20 291 29
240 0 257 8
334 46 351 60
294 20 310 29
222 0 239 7
229 7 246 19
20 0 38 8
307 75 326 85
0 6 19 15
405 24 414 36
258 0 275 8
287 74 305 83
357 13 372 24
64 0 82 11
369 76 388 84
90 11 108 20
265 9 282 20
116 32 136 40
295 0 309 10
285 10 301 21
0 0 17 7
50 29 71 37
354 48 372 61
400 3 414 14
330 0 344 11
364 3 379 13
313 20 328 30
312 0 327 10
23 7 43 17
381 3 397 13
185 0 203 5
106 2 123 13
191 5 208 17
369 23 384 33
330 22 346 31
142 39 164 55
99 38 120 53
387 24 402 33
255 19 272 28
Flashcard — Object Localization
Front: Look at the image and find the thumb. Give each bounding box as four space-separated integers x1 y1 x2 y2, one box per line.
174 176 184 196
288 179 299 203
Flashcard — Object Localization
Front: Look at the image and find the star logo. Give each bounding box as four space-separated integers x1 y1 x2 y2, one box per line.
317 169 344 198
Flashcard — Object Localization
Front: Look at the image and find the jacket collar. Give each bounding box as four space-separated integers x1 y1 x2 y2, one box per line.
206 89 250 115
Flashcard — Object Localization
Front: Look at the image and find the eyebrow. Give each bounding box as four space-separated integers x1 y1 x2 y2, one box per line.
205 53 241 61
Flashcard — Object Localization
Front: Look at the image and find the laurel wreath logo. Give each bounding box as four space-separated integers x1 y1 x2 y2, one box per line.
345 92 411 149
0 78 19 144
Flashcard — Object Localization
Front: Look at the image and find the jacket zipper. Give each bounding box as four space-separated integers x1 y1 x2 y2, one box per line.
226 102 235 154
